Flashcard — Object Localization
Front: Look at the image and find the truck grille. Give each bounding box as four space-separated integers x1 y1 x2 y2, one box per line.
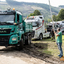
0 36 10 46
0 29 11 34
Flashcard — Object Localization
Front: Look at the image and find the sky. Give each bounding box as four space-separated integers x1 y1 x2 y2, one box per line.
1 0 64 7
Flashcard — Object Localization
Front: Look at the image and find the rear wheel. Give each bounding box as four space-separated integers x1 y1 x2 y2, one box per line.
39 34 43 40
25 35 31 45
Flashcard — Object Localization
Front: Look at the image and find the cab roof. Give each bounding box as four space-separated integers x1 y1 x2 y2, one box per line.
0 9 22 15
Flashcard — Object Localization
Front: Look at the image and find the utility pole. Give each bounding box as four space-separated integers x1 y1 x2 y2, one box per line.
48 0 53 22
48 0 55 29
48 0 56 42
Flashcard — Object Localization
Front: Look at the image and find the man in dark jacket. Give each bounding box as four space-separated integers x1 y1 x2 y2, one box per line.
51 29 55 40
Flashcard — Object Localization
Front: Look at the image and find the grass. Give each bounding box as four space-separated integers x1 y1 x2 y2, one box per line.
32 35 64 57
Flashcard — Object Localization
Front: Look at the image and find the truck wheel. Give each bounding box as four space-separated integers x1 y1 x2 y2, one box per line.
16 39 23 51
19 39 23 50
25 35 31 45
39 34 43 40
28 35 31 45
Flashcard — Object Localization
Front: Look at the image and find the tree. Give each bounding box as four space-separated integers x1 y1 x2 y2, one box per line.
52 15 57 21
58 9 64 20
28 10 41 17
48 19 52 22
29 13 34 16
52 9 64 21
34 10 41 15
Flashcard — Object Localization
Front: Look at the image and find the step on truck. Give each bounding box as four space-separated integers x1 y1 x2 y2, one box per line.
0 8 34 50
25 15 50 40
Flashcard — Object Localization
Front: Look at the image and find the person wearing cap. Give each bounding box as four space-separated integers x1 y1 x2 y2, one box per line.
54 28 63 58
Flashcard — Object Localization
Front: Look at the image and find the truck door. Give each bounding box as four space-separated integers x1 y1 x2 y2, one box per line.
16 14 23 30
16 14 24 40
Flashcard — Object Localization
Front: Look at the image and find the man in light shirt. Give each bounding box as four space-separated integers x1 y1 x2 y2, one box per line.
54 28 63 58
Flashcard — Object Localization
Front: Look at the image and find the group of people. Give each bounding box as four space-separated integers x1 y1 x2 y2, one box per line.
51 28 63 58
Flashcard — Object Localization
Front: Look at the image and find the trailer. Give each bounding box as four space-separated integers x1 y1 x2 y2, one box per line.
0 8 34 50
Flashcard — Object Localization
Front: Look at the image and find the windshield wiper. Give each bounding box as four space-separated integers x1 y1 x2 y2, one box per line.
6 22 13 25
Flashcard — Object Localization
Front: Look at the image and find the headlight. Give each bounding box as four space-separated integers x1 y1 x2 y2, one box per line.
12 38 17 41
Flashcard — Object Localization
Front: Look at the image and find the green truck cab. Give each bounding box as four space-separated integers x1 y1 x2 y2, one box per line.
0 9 34 50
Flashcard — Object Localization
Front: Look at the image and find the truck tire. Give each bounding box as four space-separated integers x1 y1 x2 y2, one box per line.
16 39 23 51
25 35 31 45
39 34 43 40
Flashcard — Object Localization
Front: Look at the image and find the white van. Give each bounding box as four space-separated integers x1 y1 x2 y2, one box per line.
25 15 50 40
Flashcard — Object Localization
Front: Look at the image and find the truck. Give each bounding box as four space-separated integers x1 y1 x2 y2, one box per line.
0 8 34 50
47 21 64 34
47 22 59 32
25 15 50 40
56 21 64 34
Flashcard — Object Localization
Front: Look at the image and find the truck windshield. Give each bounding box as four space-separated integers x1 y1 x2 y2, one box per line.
27 18 34 20
32 22 38 27
47 24 59 29
0 15 14 25
27 22 39 27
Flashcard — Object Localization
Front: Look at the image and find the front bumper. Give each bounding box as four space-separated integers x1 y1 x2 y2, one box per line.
0 35 18 46
0 36 10 46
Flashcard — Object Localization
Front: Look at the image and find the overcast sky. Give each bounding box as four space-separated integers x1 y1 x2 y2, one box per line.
1 0 64 7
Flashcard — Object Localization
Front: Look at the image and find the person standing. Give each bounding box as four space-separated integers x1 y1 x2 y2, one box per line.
51 29 55 40
54 28 63 58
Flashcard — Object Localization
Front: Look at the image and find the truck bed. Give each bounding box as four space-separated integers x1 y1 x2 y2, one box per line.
25 23 33 32
23 21 33 33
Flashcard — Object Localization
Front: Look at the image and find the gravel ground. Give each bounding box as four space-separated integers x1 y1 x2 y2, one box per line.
0 44 64 64
0 46 50 64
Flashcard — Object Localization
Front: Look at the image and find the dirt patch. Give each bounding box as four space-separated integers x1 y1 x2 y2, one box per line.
23 44 64 64
0 45 50 64
0 44 63 64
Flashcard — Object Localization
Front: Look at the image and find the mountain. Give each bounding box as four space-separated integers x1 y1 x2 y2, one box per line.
0 0 60 20
59 5 64 8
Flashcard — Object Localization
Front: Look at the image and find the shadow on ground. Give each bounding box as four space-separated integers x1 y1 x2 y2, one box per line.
32 38 51 41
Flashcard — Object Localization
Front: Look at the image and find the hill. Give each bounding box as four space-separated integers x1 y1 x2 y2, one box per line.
0 0 60 20
59 5 64 8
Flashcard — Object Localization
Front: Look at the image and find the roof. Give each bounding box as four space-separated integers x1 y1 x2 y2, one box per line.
0 10 15 15
16 11 22 15
0 9 22 15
